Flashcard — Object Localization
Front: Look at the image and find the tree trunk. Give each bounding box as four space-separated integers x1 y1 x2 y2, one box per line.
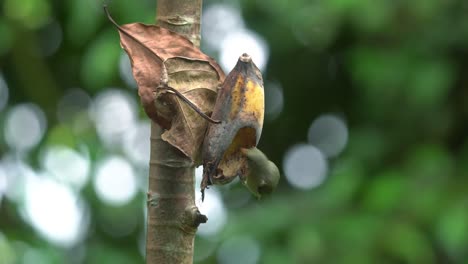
146 1 205 263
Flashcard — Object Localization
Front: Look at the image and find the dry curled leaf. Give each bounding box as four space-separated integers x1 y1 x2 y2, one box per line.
201 53 265 198
105 7 225 161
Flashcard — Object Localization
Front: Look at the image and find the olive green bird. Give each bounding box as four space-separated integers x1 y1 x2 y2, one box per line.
241 147 280 199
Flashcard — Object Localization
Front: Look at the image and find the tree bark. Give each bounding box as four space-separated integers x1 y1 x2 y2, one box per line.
146 1 205 263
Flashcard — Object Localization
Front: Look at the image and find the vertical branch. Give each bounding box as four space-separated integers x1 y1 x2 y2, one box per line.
156 0 202 46
146 0 204 263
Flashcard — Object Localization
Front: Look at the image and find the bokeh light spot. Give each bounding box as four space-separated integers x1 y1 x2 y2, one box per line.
283 144 328 189
220 29 269 72
90 89 137 148
42 145 90 190
265 81 284 121
202 4 245 51
4 104 47 152
23 173 87 247
217 235 261 264
195 167 227 237
123 121 151 167
308 114 348 158
1 156 34 202
57 88 91 123
119 52 137 89
94 156 137 206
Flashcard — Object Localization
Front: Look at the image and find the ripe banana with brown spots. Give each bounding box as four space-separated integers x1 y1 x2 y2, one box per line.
201 53 265 200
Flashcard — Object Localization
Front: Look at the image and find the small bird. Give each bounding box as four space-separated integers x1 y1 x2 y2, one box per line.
241 147 280 199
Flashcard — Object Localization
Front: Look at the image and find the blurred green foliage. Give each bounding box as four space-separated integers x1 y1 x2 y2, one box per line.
1 0 468 263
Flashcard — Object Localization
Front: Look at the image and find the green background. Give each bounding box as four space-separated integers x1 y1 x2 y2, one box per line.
1 0 468 263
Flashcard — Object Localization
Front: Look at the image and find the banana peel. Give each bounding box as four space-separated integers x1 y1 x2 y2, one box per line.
201 53 265 198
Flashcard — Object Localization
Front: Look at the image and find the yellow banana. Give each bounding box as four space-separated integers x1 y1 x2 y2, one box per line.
201 53 265 199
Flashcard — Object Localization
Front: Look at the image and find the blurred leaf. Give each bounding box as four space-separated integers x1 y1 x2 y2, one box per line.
81 30 121 90
347 0 394 33
349 47 409 113
4 0 51 29
0 19 12 56
291 3 339 50
344 127 388 165
224 199 292 239
406 0 444 22
86 242 142 264
21 247 58 264
398 144 453 222
436 203 468 259
194 236 217 263
316 159 364 208
331 214 381 251
328 0 360 13
363 170 407 212
406 60 454 109
66 0 102 47
113 1 154 23
262 245 292 264
254 0 302 19
0 233 16 264
382 221 435 263
95 200 143 238
289 225 323 262
460 139 468 175
45 125 76 148
405 144 453 182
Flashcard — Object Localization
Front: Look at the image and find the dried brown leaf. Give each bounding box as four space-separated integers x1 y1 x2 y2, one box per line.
107 11 225 161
